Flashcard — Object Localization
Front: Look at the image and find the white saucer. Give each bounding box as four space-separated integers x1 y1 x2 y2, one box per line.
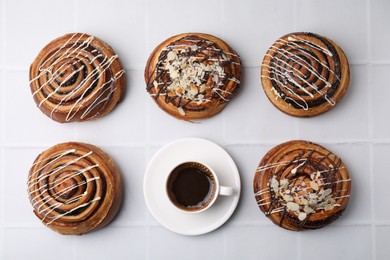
144 137 241 235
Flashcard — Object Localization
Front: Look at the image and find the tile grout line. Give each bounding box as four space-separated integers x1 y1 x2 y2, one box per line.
292 0 298 31
3 138 390 149
222 229 227 260
3 221 382 229
226 221 379 227
1 0 5 70
1 0 6 145
366 0 376 259
144 1 151 259
0 73 4 259
0 145 3 256
0 147 4 259
221 3 227 258
221 0 227 146
0 0 6 256
144 147 151 260
368 85 376 258
73 0 78 32
144 0 152 153
72 236 77 260
2 138 387 149
0 143 150 148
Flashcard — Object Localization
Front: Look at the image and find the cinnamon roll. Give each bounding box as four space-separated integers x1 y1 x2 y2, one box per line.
253 140 351 231
27 142 123 235
261 32 350 117
145 33 241 121
30 33 125 123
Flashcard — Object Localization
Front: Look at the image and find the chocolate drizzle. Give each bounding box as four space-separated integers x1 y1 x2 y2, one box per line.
146 34 241 113
262 32 346 112
254 140 351 231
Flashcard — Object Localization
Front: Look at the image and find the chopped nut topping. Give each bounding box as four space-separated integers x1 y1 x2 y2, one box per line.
282 194 293 202
280 179 289 189
304 206 314 214
323 188 332 197
324 204 334 211
175 86 184 96
268 169 337 221
286 202 299 212
156 46 230 105
199 84 206 93
178 107 185 116
310 181 319 191
167 51 177 61
298 212 307 221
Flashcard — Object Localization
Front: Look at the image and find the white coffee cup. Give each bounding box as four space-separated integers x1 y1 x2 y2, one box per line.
166 161 234 213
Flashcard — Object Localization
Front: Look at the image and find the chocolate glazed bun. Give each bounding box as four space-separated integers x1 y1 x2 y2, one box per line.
145 33 241 121
30 33 126 123
261 32 350 117
253 140 351 231
27 142 123 235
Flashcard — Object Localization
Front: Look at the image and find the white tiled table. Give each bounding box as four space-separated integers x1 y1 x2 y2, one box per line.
0 0 389 259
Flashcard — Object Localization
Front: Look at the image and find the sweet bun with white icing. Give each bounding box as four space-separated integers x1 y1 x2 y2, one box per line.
145 33 241 121
27 142 123 235
253 140 351 231
261 32 350 117
30 33 125 123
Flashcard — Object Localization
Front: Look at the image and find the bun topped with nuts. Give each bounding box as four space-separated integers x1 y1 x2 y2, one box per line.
145 33 241 121
253 140 351 231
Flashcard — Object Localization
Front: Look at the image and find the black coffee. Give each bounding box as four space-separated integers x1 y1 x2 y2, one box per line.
167 162 215 211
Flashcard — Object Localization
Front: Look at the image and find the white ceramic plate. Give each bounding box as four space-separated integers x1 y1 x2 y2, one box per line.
144 137 241 235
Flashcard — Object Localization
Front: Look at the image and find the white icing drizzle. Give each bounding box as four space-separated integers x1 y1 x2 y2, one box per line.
333 195 350 199
265 52 328 95
65 54 121 121
261 33 340 109
36 176 100 213
29 164 99 204
267 207 285 215
28 149 76 181
28 149 103 225
288 35 333 57
151 36 240 115
257 158 310 172
31 34 92 94
28 151 93 189
30 33 125 121
261 67 310 110
255 147 351 222
290 159 307 174
277 38 341 81
46 197 101 225
268 40 339 106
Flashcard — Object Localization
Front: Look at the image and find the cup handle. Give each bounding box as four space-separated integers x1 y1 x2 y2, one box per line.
219 186 234 196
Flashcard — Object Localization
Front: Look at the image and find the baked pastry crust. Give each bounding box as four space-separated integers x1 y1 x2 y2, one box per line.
145 33 241 121
253 140 351 231
261 32 350 117
30 33 125 123
27 142 123 235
